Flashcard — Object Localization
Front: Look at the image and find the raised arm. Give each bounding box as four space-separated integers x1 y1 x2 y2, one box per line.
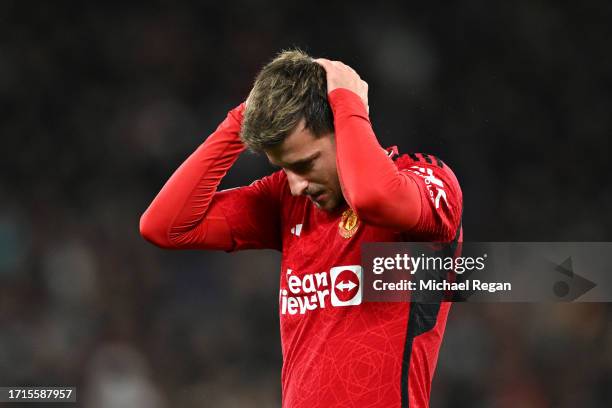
316 59 462 238
139 103 282 251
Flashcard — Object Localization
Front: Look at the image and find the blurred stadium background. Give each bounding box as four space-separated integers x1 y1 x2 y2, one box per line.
1 1 611 407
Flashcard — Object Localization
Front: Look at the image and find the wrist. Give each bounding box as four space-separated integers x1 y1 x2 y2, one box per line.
328 88 369 120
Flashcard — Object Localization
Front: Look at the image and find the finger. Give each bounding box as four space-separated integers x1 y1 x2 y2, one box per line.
330 60 345 69
341 62 360 78
313 58 332 70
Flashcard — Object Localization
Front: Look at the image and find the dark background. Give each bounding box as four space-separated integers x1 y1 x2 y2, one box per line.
1 1 611 407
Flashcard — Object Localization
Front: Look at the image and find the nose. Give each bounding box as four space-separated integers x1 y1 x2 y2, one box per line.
286 170 309 196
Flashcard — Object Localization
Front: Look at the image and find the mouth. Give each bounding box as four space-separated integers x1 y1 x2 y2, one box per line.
309 191 327 203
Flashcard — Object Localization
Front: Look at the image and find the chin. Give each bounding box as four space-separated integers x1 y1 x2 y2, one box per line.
320 203 333 211
319 198 340 212
311 191 342 212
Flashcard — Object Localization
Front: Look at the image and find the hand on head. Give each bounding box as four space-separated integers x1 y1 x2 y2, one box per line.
314 58 369 114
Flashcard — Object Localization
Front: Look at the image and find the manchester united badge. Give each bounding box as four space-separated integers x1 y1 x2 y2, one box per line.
338 208 360 238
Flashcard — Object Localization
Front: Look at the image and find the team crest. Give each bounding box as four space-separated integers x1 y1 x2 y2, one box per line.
338 209 360 238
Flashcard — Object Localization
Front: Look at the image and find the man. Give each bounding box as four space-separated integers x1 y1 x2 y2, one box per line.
140 49 462 407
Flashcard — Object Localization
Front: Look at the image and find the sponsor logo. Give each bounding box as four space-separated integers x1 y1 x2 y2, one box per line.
279 265 363 315
330 265 362 306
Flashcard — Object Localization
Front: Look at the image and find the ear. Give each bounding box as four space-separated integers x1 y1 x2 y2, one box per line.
263 150 277 167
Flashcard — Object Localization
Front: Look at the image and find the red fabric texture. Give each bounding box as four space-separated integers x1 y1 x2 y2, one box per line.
140 89 463 407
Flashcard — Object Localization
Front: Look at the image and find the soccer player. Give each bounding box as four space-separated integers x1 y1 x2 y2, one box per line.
140 50 463 407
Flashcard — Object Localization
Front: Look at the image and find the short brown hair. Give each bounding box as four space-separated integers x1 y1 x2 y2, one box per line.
241 49 334 151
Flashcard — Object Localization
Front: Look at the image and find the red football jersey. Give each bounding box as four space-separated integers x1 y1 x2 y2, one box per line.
212 151 462 407
141 89 463 407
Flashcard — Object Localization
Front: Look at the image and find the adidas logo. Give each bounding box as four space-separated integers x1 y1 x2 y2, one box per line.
290 224 303 236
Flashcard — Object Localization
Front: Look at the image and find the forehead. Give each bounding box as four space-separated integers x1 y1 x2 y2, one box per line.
264 120 325 166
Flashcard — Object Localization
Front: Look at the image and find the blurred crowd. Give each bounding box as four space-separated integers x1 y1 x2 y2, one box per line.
1 1 611 407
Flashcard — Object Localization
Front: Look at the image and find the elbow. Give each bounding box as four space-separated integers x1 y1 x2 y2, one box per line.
139 211 173 248
346 186 421 230
347 188 386 223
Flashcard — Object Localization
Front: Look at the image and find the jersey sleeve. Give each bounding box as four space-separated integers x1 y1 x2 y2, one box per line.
328 88 462 241
398 158 463 242
139 102 283 252
208 171 285 251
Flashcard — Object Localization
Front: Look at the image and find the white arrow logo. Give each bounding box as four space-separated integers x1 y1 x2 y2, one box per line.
335 280 357 292
330 265 362 307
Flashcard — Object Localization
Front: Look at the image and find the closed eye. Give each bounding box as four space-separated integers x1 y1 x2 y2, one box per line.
269 152 320 174
290 160 314 174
